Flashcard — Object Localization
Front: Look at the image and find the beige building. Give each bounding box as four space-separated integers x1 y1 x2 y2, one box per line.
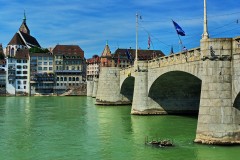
52 45 85 89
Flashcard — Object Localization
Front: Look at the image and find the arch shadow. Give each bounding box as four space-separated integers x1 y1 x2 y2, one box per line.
120 76 135 103
148 71 202 115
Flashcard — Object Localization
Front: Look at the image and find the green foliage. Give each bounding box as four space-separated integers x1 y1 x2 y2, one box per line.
29 47 49 53
0 53 5 60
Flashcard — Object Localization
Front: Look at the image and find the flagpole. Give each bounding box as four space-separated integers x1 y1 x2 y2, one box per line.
177 34 183 52
172 20 184 52
135 13 138 64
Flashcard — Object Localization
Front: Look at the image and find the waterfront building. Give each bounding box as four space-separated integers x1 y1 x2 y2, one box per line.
5 12 41 95
52 45 86 94
112 48 165 68
6 49 31 95
0 45 6 94
29 52 54 95
86 55 100 81
5 12 40 57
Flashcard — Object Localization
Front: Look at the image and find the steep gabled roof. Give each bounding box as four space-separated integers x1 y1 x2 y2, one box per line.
8 31 41 48
101 44 111 57
8 33 25 45
19 31 41 47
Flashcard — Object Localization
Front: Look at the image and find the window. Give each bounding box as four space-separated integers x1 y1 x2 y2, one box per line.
69 77 72 81
23 65 28 69
17 60 21 63
38 67 42 70
18 86 20 89
38 56 42 60
44 57 48 60
23 71 27 74
17 71 21 74
60 77 63 81
49 67 53 70
38 62 42 65
49 62 53 65
23 81 27 84
17 81 21 84
43 67 47 70
64 77 67 81
49 57 53 60
23 60 27 63
17 65 21 69
24 86 26 89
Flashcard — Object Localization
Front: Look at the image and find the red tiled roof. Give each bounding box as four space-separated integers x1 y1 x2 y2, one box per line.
52 45 84 58
8 33 25 45
20 31 41 47
8 32 41 48
86 55 100 64
113 48 165 60
15 49 29 60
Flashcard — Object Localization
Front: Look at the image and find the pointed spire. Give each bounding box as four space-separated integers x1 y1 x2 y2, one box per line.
101 41 111 57
19 10 30 35
23 10 26 23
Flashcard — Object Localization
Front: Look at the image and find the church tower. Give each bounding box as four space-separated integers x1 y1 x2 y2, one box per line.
100 41 112 67
19 11 30 35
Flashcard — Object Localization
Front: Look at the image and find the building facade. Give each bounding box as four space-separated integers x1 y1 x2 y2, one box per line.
5 12 41 95
30 53 54 95
86 55 100 81
52 45 86 92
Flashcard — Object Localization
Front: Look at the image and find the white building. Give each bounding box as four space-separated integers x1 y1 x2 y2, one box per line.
5 12 41 95
6 49 30 95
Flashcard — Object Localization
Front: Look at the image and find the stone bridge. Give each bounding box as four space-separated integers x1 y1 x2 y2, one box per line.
93 37 240 145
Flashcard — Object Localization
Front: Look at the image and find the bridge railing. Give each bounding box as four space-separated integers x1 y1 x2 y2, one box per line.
148 47 201 69
120 65 135 77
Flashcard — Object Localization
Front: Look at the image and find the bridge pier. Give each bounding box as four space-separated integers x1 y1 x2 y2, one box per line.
87 80 93 97
92 78 98 98
95 67 131 105
195 38 240 145
131 61 167 115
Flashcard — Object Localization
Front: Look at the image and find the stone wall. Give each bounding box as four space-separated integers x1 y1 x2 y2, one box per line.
195 38 240 145
87 81 93 97
96 67 131 105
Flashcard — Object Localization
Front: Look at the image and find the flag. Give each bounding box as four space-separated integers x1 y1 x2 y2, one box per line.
172 20 185 36
125 49 132 64
148 36 151 49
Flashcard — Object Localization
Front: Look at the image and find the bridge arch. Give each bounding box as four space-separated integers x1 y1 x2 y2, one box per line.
120 76 135 102
148 71 202 114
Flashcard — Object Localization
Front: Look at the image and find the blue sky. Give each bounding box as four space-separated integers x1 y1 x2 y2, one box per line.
0 0 240 58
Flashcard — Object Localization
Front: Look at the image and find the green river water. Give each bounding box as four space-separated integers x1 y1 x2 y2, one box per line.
0 96 239 160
